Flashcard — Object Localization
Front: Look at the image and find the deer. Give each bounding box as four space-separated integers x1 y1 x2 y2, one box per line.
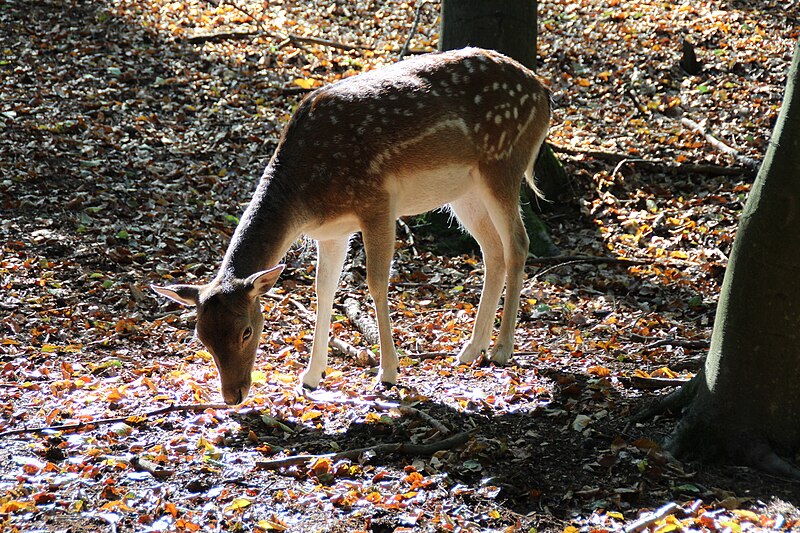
152 47 551 405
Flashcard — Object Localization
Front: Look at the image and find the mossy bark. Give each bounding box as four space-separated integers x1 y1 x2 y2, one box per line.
657 40 800 479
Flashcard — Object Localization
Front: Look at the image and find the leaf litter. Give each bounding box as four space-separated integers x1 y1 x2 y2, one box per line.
1 0 799 531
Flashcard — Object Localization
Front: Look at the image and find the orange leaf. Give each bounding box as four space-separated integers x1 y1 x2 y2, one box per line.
106 388 125 403
588 366 611 377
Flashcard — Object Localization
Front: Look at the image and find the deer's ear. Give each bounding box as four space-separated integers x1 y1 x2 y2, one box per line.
151 284 201 307
247 264 285 298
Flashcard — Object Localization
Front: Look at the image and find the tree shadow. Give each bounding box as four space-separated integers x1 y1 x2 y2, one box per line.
225 360 800 528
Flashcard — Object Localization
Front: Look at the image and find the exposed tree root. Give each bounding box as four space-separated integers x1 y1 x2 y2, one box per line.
738 437 800 482
630 371 702 424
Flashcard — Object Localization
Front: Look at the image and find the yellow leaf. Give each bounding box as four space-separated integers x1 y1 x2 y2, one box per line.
301 410 322 422
225 498 252 512
1 500 35 513
294 78 315 89
654 523 680 532
100 500 135 512
257 517 288 531
732 510 760 523
273 373 295 384
719 522 742 533
309 456 332 475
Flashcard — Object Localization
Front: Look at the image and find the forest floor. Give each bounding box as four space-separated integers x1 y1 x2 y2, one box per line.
1 0 799 531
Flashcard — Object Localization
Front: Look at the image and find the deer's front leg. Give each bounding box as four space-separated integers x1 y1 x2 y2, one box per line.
300 238 349 390
361 212 399 386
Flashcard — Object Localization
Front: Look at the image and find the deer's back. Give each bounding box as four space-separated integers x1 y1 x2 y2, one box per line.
268 48 550 221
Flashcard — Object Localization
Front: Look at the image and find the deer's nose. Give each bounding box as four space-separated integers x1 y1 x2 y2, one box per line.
224 388 244 406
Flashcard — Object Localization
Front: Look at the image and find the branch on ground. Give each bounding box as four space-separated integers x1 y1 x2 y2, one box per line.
186 29 373 51
0 403 230 438
255 431 471 471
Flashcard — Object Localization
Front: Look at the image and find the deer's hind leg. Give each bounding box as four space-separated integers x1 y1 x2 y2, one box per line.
478 162 530 365
450 193 506 364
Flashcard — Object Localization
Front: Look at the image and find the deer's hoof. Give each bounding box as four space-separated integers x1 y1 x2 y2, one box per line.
457 342 488 365
376 366 398 387
489 345 513 366
299 369 324 390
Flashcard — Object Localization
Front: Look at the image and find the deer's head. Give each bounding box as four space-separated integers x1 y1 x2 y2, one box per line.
151 265 284 405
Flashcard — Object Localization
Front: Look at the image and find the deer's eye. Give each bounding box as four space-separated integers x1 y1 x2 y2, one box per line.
242 327 253 341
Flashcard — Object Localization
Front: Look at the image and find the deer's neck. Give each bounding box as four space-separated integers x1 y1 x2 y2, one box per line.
218 165 303 281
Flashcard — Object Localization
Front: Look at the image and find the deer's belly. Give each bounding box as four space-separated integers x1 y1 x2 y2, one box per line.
391 164 478 217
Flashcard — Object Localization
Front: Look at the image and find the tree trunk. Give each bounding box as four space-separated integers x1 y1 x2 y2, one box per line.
440 0 538 69
649 40 800 479
438 0 563 256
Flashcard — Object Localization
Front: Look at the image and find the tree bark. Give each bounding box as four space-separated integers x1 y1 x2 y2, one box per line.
654 40 800 479
440 0 538 69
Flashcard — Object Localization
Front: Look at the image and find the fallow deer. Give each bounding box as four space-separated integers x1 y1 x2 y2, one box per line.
152 47 551 405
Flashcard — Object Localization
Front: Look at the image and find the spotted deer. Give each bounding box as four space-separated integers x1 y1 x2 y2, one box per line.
152 48 551 405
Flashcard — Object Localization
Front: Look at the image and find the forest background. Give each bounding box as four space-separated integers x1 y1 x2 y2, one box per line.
1 0 798 531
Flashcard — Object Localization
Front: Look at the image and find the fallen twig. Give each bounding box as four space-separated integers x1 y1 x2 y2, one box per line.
531 256 647 281
0 403 229 438
612 158 649 177
549 144 750 177
254 431 471 471
398 1 429 59
186 28 373 52
624 502 682 533
129 455 175 480
329 337 377 367
302 393 453 436
625 375 691 390
267 293 377 365
642 338 710 351
680 117 760 170
343 296 380 346
221 0 265 32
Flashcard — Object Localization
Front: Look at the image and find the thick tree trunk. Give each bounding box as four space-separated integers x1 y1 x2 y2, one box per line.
440 0 538 69
655 40 800 479
439 0 563 256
